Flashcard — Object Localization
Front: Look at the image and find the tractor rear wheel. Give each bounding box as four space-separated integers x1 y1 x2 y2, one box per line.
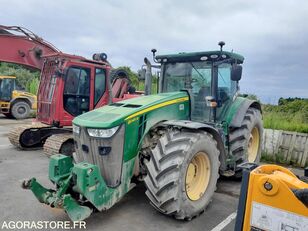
229 107 263 170
11 101 31 119
144 128 220 220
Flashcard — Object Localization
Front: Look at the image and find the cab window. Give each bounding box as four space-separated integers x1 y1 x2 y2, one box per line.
94 68 106 105
63 67 90 116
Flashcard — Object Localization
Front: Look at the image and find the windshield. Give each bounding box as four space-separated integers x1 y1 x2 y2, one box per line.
163 61 212 94
162 61 235 122
0 78 14 101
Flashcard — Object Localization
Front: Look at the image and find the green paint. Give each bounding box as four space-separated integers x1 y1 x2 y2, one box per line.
224 97 247 126
73 92 189 128
49 154 73 183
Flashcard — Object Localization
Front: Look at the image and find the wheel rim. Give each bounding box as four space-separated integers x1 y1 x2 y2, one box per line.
247 126 260 162
17 106 26 115
185 152 211 201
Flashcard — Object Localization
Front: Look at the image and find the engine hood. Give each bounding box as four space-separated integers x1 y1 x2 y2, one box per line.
73 91 189 128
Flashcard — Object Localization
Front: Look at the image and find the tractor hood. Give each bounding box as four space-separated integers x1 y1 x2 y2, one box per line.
73 91 189 128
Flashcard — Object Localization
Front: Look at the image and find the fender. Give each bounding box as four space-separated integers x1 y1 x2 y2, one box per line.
11 96 35 109
161 120 228 171
226 97 261 128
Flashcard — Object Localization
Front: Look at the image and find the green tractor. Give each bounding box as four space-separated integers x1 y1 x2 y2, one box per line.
23 42 263 221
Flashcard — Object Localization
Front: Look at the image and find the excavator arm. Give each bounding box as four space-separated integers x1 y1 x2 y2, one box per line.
0 25 59 70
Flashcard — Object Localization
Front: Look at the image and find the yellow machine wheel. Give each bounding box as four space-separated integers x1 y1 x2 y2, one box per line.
185 152 211 201
247 126 260 162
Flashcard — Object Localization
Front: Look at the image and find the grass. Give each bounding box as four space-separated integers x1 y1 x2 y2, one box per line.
263 111 308 133
262 98 308 133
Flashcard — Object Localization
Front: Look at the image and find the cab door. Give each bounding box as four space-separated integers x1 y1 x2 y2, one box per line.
63 66 91 116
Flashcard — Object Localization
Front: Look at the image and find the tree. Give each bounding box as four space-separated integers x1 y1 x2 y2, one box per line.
0 62 40 94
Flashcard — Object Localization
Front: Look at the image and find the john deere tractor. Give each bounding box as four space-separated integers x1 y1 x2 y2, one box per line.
23 42 263 221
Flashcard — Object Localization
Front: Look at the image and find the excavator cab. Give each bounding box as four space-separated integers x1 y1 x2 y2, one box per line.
36 53 113 127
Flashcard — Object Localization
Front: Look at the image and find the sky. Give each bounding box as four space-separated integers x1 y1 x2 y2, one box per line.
1 0 307 103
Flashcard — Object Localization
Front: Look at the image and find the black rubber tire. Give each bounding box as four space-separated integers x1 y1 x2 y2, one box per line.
3 112 13 118
144 128 220 220
229 107 263 168
110 68 131 84
11 101 31 119
60 139 75 156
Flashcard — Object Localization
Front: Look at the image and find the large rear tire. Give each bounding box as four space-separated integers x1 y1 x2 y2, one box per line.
144 128 220 220
11 101 31 119
229 107 263 169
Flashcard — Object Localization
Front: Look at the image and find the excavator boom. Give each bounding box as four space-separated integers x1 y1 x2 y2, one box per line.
0 25 59 70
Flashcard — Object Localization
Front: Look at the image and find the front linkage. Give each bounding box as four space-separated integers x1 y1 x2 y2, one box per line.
22 154 134 221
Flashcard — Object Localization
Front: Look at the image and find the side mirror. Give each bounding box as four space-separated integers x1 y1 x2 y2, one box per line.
231 64 242 81
137 69 146 80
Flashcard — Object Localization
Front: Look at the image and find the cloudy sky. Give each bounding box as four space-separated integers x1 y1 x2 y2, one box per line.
1 0 307 103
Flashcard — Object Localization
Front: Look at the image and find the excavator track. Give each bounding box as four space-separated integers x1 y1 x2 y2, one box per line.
43 133 74 157
8 122 50 150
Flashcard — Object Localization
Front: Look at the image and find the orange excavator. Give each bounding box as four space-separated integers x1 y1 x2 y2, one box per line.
0 25 140 156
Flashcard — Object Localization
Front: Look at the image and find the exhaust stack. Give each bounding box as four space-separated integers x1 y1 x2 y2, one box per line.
144 57 152 95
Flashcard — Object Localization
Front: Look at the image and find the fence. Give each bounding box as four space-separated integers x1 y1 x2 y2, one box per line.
262 129 308 167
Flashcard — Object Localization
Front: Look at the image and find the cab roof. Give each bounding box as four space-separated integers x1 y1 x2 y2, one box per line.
0 76 16 79
156 50 244 64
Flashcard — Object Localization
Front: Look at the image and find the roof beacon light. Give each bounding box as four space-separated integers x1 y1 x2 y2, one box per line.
218 41 225 52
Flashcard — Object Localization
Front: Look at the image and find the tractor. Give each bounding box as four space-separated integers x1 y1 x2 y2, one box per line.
0 75 37 119
23 42 263 221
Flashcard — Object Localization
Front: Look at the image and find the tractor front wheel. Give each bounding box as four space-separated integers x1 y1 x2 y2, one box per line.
144 128 220 220
11 101 31 120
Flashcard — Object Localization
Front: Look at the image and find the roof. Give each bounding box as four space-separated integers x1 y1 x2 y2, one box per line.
42 52 110 66
0 76 16 79
156 50 244 64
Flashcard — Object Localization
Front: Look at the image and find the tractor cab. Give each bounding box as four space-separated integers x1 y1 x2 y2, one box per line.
155 44 244 123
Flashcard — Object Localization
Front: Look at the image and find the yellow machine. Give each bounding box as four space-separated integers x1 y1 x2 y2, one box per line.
0 76 37 119
235 164 308 230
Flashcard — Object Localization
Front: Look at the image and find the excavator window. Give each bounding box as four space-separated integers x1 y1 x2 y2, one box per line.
63 67 91 116
94 68 106 106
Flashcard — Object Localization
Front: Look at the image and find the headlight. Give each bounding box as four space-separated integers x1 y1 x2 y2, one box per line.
87 126 119 138
73 124 80 134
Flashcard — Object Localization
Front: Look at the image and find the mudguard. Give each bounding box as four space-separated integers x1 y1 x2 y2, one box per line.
161 120 227 171
227 97 261 128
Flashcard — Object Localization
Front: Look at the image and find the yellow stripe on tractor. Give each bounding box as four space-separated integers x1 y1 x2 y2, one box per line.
125 96 189 121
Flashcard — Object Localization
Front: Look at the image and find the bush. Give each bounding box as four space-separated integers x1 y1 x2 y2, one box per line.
26 78 40 94
0 62 40 93
263 99 308 133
